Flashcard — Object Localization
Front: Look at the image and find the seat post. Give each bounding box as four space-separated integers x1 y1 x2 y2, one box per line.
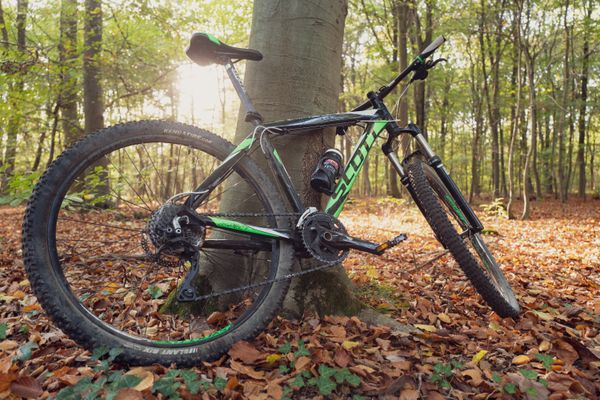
223 60 263 126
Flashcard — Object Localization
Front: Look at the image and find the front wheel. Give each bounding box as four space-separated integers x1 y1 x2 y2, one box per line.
405 158 520 318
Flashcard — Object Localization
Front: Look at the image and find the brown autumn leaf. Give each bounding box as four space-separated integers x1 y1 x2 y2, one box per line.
114 388 144 400
334 347 351 368
461 368 483 386
228 341 264 364
125 367 154 391
399 388 419 400
229 360 265 380
294 356 311 371
10 376 43 399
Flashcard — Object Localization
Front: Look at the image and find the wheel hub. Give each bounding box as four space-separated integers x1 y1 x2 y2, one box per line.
144 203 205 257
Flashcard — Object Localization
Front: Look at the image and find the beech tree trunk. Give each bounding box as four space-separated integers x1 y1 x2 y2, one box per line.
236 0 371 317
577 0 591 198
83 0 104 135
60 0 81 146
83 0 109 196
2 0 27 188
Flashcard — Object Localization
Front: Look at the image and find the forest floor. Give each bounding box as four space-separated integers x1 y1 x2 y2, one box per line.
0 198 599 399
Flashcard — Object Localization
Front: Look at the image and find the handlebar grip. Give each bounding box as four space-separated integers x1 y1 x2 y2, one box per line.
418 35 446 60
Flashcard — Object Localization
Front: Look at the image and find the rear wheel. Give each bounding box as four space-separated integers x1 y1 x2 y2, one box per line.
405 157 520 318
22 120 294 366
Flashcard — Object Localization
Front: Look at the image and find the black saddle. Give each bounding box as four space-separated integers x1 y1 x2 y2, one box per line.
186 33 263 66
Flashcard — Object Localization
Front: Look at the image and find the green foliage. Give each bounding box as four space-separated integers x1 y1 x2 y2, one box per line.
146 285 163 299
0 323 7 340
305 365 361 396
0 170 40 206
535 353 554 371
15 341 38 362
430 360 463 389
278 340 292 354
481 198 508 218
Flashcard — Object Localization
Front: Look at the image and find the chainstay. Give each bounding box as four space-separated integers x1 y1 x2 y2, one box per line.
203 212 301 218
188 257 344 301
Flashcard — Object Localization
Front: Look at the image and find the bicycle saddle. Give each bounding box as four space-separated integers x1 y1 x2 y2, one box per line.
186 33 263 65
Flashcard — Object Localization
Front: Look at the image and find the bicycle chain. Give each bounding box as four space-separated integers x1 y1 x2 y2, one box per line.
142 211 344 300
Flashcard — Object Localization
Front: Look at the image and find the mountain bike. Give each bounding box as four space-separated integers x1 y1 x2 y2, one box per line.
22 33 520 366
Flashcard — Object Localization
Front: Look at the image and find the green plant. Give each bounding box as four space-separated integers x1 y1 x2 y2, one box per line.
0 170 41 206
481 197 507 218
430 360 463 389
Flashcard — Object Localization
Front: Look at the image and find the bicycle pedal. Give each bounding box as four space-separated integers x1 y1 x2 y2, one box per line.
375 234 407 253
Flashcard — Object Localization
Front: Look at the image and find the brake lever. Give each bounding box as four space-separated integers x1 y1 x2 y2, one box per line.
426 57 447 70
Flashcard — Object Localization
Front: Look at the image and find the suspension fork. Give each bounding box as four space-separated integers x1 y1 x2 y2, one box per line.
368 91 483 233
406 123 483 233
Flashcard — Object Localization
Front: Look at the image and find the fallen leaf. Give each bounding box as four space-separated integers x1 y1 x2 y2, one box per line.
125 367 154 391
265 354 281 364
114 388 143 400
342 340 359 350
512 355 530 365
414 324 436 332
229 341 264 364
206 311 226 325
472 350 488 364
461 368 483 386
294 356 311 371
334 348 351 368
438 313 452 324
399 388 419 400
230 360 265 380
538 340 551 352
10 376 43 399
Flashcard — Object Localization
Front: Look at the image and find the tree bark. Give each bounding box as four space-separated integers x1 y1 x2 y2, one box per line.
2 0 27 189
60 0 81 147
83 0 109 197
506 5 521 219
577 0 591 198
556 0 569 203
84 0 104 135
409 0 432 139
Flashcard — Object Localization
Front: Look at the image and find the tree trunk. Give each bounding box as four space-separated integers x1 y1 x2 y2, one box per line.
556 0 569 203
83 0 109 197
409 0 432 138
521 50 536 220
84 0 104 135
2 0 27 189
507 6 521 219
577 0 591 198
60 0 81 147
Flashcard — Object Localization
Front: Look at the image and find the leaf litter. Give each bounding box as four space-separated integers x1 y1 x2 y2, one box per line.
0 199 598 398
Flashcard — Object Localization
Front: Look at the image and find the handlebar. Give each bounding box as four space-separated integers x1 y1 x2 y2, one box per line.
352 35 446 112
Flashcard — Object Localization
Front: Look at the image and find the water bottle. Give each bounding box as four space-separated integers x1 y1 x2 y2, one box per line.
310 148 344 195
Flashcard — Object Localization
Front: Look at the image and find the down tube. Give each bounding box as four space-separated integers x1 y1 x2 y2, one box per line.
325 121 388 217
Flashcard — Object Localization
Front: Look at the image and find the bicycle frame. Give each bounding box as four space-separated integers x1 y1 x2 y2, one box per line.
184 58 484 250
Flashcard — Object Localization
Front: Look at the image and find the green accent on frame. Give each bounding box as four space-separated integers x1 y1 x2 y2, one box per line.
273 148 283 164
444 194 469 226
223 136 255 162
416 55 424 63
208 216 281 238
325 121 388 217
153 324 232 345
205 33 221 45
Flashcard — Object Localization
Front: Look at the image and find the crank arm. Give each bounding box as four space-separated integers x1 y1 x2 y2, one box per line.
323 232 407 255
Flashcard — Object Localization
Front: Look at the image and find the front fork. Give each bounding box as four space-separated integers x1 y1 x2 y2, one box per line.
383 124 484 234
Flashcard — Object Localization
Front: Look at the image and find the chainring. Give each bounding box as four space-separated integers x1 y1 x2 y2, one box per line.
300 213 349 263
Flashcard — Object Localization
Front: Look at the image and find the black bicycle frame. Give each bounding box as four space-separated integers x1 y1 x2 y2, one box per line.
184 57 483 250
